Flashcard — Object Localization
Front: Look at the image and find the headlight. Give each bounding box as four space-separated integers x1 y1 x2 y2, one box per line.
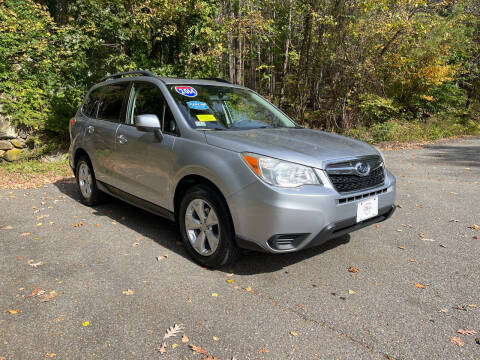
375 147 386 166
242 153 321 188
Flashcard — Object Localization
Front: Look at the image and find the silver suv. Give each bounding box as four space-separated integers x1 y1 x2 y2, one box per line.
69 71 396 268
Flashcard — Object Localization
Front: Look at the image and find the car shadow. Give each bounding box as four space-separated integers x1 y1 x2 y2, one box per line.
53 178 350 275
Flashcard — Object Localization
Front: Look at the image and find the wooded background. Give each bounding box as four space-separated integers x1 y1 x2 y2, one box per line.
0 0 479 144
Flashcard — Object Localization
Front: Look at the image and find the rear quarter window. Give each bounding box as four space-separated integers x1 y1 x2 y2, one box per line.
82 87 103 118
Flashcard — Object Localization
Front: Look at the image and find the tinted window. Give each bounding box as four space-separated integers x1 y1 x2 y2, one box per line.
97 83 129 122
82 87 103 118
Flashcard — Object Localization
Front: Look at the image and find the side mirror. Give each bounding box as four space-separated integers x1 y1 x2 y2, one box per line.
135 114 163 141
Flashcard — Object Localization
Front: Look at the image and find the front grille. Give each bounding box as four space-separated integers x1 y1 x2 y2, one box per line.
326 157 385 193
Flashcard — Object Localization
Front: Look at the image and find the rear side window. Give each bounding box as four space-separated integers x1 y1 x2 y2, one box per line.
82 87 103 118
97 83 129 122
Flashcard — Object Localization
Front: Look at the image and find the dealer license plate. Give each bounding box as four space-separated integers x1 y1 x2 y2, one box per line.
356 196 378 223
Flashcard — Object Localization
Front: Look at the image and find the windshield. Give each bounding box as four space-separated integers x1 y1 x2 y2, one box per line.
168 85 297 130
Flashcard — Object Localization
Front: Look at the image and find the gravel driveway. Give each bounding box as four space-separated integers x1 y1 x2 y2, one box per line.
1 137 479 359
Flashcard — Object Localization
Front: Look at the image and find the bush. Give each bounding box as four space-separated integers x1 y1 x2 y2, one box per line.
357 94 401 126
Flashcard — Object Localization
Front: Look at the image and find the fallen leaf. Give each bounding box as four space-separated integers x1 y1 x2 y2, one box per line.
171 343 178 349
16 256 24 261
45 353 56 358
245 286 253 292
290 331 298 336
397 246 406 250
439 309 449 313
408 259 417 263
82 321 90 327
163 324 184 339
158 342 166 354
473 235 478 240
418 233 425 238
374 224 381 228
227 279 234 284
30 287 45 297
396 229 403 232
37 223 42 226
94 224 99 227
348 289 356 295
468 224 479 230
348 266 359 273
29 261 43 268
469 304 477 308
20 232 31 236
182 334 189 343
226 273 234 277
457 329 477 335
190 344 208 355
164 254 168 259
8 309 19 314
122 289 134 296
450 219 459 223
212 336 219 341
187 298 192 303
414 283 425 289
131 242 139 247
258 347 269 353
450 336 465 347
2 225 13 230
73 222 83 227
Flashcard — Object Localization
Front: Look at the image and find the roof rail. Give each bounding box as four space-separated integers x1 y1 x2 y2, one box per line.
201 77 231 84
101 70 155 82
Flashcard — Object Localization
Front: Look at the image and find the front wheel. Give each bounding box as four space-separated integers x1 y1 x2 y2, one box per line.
179 185 240 268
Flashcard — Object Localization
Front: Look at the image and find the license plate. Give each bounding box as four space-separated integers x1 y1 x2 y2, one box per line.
356 196 378 223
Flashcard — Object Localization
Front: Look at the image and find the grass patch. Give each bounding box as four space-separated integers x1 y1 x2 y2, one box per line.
0 157 71 176
342 114 480 144
0 155 73 189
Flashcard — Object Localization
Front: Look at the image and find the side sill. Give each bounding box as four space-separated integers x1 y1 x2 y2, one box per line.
97 181 175 222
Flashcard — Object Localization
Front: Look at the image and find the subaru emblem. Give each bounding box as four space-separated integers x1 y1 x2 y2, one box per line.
354 162 371 176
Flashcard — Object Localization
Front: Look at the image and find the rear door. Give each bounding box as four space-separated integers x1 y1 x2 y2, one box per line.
111 81 177 208
86 82 129 187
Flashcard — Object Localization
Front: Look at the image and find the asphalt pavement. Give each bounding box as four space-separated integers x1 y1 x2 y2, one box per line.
1 137 479 360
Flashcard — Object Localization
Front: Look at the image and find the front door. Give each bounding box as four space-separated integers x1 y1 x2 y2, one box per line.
111 81 178 209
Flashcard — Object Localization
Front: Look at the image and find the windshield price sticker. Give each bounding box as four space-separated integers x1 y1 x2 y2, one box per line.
175 86 197 97
196 114 217 122
187 101 209 110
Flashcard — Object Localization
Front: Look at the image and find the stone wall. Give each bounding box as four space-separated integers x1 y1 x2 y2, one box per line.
0 119 27 162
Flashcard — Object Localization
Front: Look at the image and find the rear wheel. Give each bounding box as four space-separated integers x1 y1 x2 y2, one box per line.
179 185 240 268
75 156 106 206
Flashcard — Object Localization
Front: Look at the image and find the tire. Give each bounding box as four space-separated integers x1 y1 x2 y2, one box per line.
179 184 240 268
75 156 106 206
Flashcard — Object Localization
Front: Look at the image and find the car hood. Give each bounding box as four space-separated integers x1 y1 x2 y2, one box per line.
205 128 379 169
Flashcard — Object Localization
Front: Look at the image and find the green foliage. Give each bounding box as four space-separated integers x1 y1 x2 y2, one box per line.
0 0 479 143
358 94 401 126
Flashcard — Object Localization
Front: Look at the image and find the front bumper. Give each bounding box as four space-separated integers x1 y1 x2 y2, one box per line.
227 170 396 253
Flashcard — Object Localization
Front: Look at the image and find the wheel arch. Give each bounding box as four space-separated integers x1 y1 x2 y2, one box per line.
173 174 235 233
73 148 90 171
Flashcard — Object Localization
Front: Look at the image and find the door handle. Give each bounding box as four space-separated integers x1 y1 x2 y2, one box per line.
117 134 128 144
87 125 94 134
